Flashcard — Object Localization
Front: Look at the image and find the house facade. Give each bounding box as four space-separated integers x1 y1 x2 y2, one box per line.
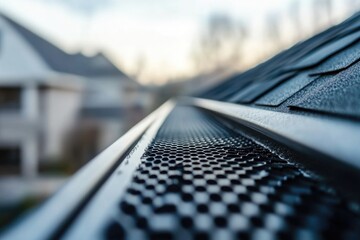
0 14 152 177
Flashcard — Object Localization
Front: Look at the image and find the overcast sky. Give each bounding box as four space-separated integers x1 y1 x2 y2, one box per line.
0 0 356 84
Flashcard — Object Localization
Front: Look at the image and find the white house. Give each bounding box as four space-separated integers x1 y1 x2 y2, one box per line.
0 13 154 177
0 15 84 177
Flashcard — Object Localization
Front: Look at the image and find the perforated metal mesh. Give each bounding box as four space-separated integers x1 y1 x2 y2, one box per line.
105 106 360 240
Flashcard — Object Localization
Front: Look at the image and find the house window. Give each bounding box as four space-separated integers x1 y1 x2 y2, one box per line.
0 87 21 111
0 146 21 174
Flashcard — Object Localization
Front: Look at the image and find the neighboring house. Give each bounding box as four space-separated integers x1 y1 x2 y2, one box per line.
0 14 151 177
0 15 83 177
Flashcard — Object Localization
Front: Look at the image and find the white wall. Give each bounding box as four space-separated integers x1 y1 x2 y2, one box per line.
82 76 139 109
41 87 82 161
0 82 39 177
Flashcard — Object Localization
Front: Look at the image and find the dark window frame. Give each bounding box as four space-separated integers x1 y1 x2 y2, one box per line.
0 86 22 111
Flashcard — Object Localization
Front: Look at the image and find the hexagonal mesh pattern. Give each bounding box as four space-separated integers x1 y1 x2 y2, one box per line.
105 106 360 240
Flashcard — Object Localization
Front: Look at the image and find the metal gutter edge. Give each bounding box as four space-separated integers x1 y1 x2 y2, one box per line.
0 100 175 240
64 98 176 240
189 98 360 171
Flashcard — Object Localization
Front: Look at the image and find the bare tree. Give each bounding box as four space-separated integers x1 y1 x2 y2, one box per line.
264 12 282 53
312 0 323 33
323 0 333 25
191 13 247 74
289 0 302 41
312 0 334 33
347 0 360 14
133 54 147 81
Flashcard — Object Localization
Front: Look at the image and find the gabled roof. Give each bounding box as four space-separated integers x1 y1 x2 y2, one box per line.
1 14 129 79
200 12 360 120
0 15 55 80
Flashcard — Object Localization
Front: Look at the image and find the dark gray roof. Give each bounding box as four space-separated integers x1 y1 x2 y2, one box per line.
1 14 129 79
200 12 360 120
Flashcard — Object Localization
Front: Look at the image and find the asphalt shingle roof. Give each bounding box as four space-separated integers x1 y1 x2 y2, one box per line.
1 14 128 79
201 12 360 120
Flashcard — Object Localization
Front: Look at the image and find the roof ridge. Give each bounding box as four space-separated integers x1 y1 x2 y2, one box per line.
0 13 129 79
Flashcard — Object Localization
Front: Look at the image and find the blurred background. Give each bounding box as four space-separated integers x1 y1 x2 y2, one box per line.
0 0 359 231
